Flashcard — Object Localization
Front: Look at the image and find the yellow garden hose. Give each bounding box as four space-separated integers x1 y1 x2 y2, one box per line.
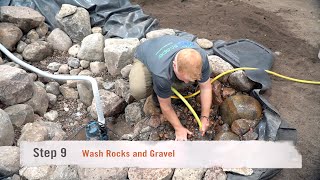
171 67 320 128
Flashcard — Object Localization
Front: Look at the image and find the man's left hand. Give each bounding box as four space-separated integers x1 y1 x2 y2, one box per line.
200 116 210 136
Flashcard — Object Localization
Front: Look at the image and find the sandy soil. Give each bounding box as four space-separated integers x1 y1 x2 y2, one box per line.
131 0 320 179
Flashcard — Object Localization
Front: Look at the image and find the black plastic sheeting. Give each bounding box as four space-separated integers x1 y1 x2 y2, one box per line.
1 0 158 39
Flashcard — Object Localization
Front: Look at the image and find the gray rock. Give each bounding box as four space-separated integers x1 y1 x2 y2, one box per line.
80 60 90 68
46 82 60 95
77 33 105 62
44 110 58 121
90 89 126 119
0 57 4 65
25 83 49 116
90 62 106 74
203 167 227 180
223 168 253 176
28 73 37 81
58 64 70 74
70 68 81 75
16 41 27 53
104 38 140 76
128 168 174 180
120 64 133 79
47 165 79 180
47 93 57 107
0 22 23 51
47 62 61 72
36 22 48 37
68 44 80 57
214 131 240 141
56 5 91 43
228 70 254 92
146 29 175 39
11 174 21 180
19 166 53 180
172 168 207 180
103 81 115 90
125 102 142 124
196 38 213 49
92 27 102 34
0 65 34 105
59 84 79 99
78 168 128 180
77 82 93 106
26 29 39 43
4 104 34 127
0 6 45 33
79 69 93 76
13 53 23 61
68 57 80 68
47 28 72 51
22 41 53 62
242 130 258 140
34 81 45 88
115 79 131 101
0 109 14 146
208 55 233 83
0 146 20 176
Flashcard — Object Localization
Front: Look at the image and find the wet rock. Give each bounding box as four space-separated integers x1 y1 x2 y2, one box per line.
104 38 140 76
212 80 223 105
223 168 253 176
214 131 240 141
25 83 49 116
26 29 39 43
208 55 233 83
231 119 250 136
146 29 175 39
215 123 230 135
203 167 227 180
80 60 90 68
143 95 161 116
47 28 72 51
19 166 53 180
77 82 93 106
68 44 80 57
92 26 102 34
77 33 105 61
22 41 53 62
0 109 14 146
0 22 23 51
44 110 58 121
125 102 142 124
47 62 61 72
220 94 262 125
90 62 106 74
148 115 161 128
36 22 48 37
228 70 255 92
0 6 45 33
196 38 213 49
16 41 27 53
56 4 91 43
172 168 207 180
68 57 80 68
222 87 236 99
58 64 69 74
149 130 160 141
4 104 34 127
128 168 174 180
0 65 34 105
120 64 133 79
59 84 79 99
242 130 258 140
0 146 20 176
77 168 128 180
90 90 126 119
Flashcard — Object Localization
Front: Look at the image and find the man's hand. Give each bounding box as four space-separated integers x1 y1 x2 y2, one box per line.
175 126 193 141
200 116 210 136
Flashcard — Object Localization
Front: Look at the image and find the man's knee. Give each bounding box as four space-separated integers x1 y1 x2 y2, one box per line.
129 60 152 100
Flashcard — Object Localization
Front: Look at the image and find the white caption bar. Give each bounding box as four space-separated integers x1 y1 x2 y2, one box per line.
20 141 301 168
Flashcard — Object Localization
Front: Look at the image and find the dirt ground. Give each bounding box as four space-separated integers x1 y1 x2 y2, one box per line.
131 0 320 179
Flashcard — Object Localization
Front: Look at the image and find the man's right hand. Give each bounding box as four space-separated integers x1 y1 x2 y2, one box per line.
175 127 193 141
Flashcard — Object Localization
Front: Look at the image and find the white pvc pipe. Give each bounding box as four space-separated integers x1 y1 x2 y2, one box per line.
0 43 105 124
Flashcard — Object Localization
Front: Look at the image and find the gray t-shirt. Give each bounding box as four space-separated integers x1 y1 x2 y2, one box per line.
135 35 210 98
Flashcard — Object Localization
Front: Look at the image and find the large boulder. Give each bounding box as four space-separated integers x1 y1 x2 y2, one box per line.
0 146 20 176
4 104 34 127
77 33 105 61
0 6 45 33
22 41 53 62
0 65 34 105
0 22 23 51
56 4 91 43
220 94 262 125
228 70 255 92
47 28 72 51
128 168 174 180
0 109 14 146
104 38 140 76
77 168 128 180
208 55 233 83
146 29 175 39
25 83 49 116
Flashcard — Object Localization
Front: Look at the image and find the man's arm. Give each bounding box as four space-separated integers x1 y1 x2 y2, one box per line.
158 96 193 140
199 78 212 136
